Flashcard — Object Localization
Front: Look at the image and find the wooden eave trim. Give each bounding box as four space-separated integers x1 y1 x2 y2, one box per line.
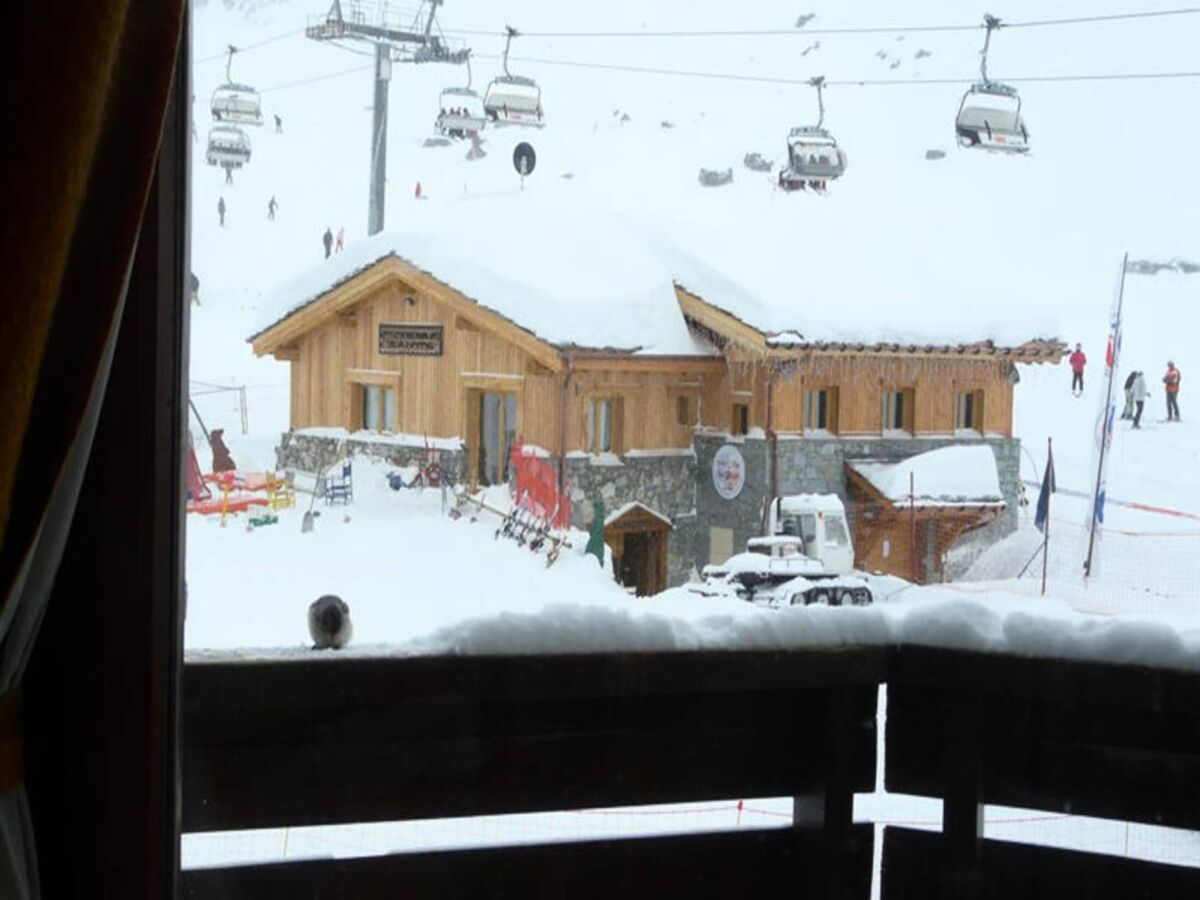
388 259 563 372
768 342 1065 363
569 355 726 374
250 255 564 373
251 260 398 356
845 467 889 505
674 287 768 357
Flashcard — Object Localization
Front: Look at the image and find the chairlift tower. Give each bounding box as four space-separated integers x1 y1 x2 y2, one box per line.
307 1 468 234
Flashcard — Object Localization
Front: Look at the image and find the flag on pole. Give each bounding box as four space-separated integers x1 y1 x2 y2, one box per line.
1034 444 1056 533
1084 255 1128 579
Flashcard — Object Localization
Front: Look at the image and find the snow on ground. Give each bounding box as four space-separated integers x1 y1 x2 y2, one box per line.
185 0 1200 884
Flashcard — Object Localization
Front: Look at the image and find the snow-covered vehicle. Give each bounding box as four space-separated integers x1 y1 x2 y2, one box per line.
692 494 872 607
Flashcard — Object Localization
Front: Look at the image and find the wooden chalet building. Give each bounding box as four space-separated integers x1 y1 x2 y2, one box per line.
250 228 1062 594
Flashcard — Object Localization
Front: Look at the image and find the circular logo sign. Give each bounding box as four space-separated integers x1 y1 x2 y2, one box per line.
513 142 537 176
712 444 746 500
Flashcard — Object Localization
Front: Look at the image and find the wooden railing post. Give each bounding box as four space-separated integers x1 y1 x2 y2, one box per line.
941 692 983 899
794 686 857 900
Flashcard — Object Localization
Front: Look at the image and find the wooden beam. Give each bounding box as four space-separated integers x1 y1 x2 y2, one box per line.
183 650 884 833
674 286 768 357
460 372 525 393
183 827 876 900
570 354 726 375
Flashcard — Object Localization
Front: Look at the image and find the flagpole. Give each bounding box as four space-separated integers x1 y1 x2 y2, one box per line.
1041 437 1051 596
1084 253 1128 581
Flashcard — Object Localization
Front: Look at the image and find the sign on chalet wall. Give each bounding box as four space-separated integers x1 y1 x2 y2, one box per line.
378 323 443 357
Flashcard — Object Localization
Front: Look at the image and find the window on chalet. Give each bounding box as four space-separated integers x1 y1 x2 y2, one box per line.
955 389 984 433
732 403 750 436
357 383 396 432
587 397 623 455
803 387 839 433
882 389 914 434
676 395 694 427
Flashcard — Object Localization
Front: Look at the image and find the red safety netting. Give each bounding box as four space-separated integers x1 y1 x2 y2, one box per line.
510 442 571 529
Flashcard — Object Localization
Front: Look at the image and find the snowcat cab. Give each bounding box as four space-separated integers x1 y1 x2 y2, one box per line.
210 45 263 126
955 15 1029 154
436 56 488 138
205 125 251 168
483 26 545 126
779 76 847 191
691 494 872 608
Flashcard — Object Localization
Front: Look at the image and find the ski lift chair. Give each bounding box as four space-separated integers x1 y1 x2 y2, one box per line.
778 127 847 190
436 87 487 138
483 75 544 126
205 125 252 168
211 83 263 126
324 461 353 505
955 82 1029 153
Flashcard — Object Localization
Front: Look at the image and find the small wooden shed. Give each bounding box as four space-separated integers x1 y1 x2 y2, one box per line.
603 502 673 596
845 447 1007 583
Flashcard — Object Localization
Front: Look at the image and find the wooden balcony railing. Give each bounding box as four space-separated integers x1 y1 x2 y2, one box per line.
179 646 1200 899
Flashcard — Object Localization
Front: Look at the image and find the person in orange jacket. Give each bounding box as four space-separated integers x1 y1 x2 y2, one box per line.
1068 343 1087 396
1163 361 1181 421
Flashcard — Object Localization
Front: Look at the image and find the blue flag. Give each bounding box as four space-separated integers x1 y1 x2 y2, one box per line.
1034 444 1056 533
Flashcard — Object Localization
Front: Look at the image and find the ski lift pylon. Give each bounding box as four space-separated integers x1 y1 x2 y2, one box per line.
955 15 1029 154
778 75 847 192
211 45 263 126
483 26 545 127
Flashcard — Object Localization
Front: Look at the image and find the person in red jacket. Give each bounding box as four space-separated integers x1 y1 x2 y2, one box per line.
1163 361 1181 421
1068 343 1087 396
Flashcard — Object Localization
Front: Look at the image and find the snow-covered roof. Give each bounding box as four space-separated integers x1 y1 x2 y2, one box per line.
604 501 673 528
251 200 717 356
848 446 1005 508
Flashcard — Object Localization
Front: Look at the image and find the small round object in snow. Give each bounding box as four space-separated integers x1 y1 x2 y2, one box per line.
309 594 353 650
513 142 536 177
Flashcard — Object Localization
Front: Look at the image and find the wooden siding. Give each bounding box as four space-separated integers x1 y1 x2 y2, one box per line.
567 369 712 452
275 275 1018 452
770 356 1014 438
288 282 563 449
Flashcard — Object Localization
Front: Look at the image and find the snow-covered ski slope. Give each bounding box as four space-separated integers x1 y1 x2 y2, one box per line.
192 0 1198 346
188 0 1199 655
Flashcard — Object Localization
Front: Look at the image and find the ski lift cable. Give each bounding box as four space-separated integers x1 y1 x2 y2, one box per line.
441 6 1200 39
196 28 306 65
190 4 1200 67
471 51 1200 89
251 51 1200 96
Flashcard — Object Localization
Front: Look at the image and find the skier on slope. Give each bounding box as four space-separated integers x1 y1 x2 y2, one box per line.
1068 343 1087 396
217 196 226 227
322 227 333 259
267 195 278 221
1131 371 1150 429
274 113 283 134
336 226 345 253
1163 361 1182 421
1121 369 1137 419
